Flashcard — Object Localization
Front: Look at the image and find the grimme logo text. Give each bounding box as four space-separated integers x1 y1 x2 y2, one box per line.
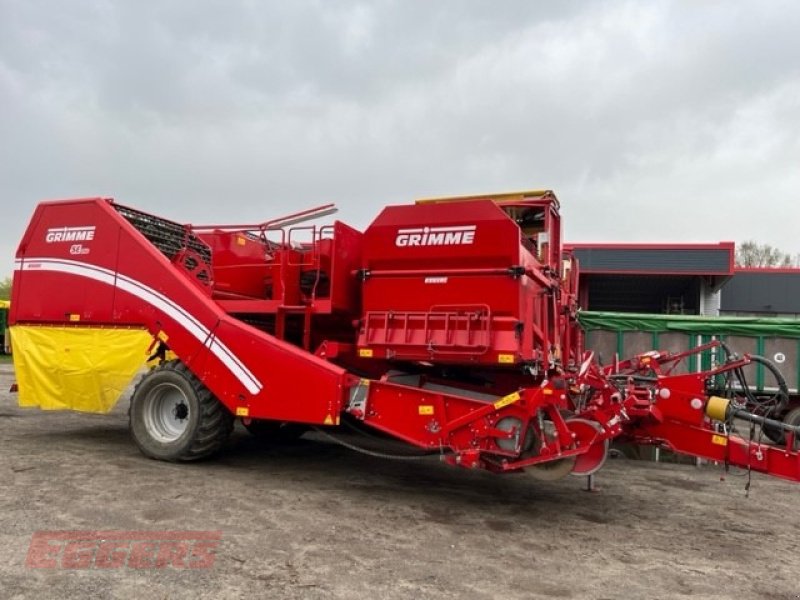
395 225 476 247
45 226 96 243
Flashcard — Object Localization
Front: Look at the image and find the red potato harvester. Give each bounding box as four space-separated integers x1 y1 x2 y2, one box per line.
9 191 800 484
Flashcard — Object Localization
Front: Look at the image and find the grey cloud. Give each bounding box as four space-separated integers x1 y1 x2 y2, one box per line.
2 0 800 276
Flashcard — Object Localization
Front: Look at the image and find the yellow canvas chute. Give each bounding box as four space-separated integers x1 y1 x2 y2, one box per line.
10 325 152 413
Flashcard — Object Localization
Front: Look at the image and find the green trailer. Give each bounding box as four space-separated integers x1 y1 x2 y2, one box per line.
579 311 800 439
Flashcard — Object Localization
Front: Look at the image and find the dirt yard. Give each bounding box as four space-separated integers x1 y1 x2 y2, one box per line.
0 362 798 600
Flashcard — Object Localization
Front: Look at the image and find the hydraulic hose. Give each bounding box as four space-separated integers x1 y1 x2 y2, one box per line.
733 355 790 414
707 396 800 438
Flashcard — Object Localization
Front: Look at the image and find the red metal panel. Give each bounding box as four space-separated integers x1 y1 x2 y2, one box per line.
326 221 363 314
12 199 122 324
199 230 270 299
362 200 520 271
12 199 350 425
356 198 564 367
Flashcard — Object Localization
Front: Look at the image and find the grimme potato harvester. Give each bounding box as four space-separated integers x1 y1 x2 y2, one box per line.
10 191 800 483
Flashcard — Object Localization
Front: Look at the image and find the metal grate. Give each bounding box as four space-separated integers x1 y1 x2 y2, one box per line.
113 203 212 266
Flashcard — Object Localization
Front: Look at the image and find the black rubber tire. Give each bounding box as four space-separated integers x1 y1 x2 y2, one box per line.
130 361 233 461
784 407 800 451
243 419 306 442
762 421 786 445
762 407 800 447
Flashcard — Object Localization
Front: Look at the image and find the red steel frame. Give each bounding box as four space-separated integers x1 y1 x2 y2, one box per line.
9 193 800 483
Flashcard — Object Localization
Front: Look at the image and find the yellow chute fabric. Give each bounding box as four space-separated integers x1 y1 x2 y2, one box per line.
10 325 152 413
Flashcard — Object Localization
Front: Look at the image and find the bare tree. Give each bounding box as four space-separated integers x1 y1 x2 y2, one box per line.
735 241 795 268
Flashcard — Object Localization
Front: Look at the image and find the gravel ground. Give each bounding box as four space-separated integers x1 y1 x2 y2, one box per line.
1 362 799 600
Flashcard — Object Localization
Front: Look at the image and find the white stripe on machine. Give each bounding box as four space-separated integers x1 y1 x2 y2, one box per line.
15 257 263 395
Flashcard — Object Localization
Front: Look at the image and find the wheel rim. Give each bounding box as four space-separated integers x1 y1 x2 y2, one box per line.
527 417 578 481
142 383 191 443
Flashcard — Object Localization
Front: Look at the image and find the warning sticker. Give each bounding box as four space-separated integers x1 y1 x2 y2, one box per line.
493 391 521 410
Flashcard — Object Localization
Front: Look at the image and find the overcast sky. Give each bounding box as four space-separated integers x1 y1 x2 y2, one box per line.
2 1 800 276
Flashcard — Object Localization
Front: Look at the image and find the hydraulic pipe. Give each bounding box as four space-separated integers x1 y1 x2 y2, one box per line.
706 395 800 434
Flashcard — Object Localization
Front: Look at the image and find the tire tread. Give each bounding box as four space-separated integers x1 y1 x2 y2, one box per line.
130 360 233 461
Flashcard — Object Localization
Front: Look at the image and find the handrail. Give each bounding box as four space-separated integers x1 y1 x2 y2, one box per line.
188 204 337 232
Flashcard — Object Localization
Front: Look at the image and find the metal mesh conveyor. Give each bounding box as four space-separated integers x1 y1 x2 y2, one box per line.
113 203 212 266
